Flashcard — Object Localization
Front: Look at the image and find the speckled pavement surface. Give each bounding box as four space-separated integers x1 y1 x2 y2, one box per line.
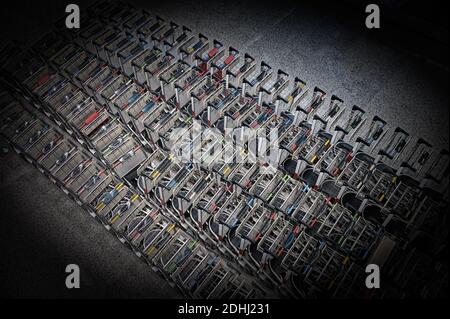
0 0 448 298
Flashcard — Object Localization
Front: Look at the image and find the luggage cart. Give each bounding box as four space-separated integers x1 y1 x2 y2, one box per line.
127 90 161 135
11 117 49 150
104 135 148 178
192 126 224 170
190 181 231 232
76 169 119 206
315 203 355 245
149 22 180 49
115 202 160 246
55 91 89 127
104 32 135 69
228 161 260 190
376 127 410 167
37 138 76 172
92 26 123 62
89 119 128 155
117 39 146 77
44 80 80 117
233 203 278 255
158 60 191 101
242 62 272 98
172 244 218 295
240 102 275 130
249 166 283 202
153 230 199 276
122 10 151 36
171 170 213 219
65 98 109 141
173 66 205 108
8 56 46 92
110 81 145 124
226 53 256 89
303 245 349 293
144 52 176 92
291 188 330 228
193 260 236 299
49 43 83 71
210 192 252 241
22 65 58 100
154 162 193 205
143 102 177 145
159 111 193 151
84 65 117 102
296 130 332 165
259 69 289 105
315 95 345 131
188 75 220 117
211 143 246 180
0 108 36 142
178 33 209 65
420 149 449 193
338 214 381 260
25 127 63 162
95 183 138 225
163 26 193 58
281 228 325 275
382 175 423 221
76 59 109 93
200 82 240 127
275 77 307 114
256 218 301 282
30 74 69 111
354 116 387 153
136 16 166 45
194 39 223 73
291 86 326 123
398 138 433 179
337 151 374 190
106 192 146 231
131 46 164 86
98 73 128 111
333 105 366 140
210 47 240 82
278 121 312 157
63 156 107 196
77 19 106 54
62 53 98 87
136 149 174 195
315 140 353 177
270 176 308 215
359 162 397 204
130 211 176 259
50 147 92 185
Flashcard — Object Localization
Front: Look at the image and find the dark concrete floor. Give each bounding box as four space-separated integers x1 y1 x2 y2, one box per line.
0 0 448 298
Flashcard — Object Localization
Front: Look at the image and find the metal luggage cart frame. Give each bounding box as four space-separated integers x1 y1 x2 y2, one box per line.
226 53 256 89
158 60 191 101
210 47 240 83
242 61 272 98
